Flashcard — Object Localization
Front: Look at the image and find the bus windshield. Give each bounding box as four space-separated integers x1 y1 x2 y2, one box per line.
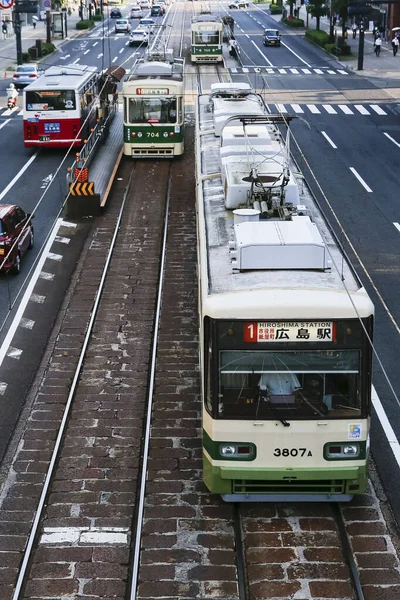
25 89 77 111
127 97 177 123
217 350 361 419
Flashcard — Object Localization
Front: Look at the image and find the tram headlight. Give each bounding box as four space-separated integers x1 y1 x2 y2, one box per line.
343 445 359 456
220 445 236 456
218 443 255 459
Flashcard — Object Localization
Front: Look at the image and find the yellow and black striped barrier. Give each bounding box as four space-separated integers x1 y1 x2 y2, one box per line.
69 181 95 196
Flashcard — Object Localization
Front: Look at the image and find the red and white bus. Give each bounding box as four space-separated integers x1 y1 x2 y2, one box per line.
23 64 100 149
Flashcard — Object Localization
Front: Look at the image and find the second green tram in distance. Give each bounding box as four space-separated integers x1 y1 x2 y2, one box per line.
191 13 223 63
122 52 185 158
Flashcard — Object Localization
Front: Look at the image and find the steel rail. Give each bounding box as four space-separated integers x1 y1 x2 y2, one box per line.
11 174 133 600
234 505 250 600
129 166 172 600
332 502 365 600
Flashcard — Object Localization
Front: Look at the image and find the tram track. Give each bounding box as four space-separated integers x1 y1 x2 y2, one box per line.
0 157 180 599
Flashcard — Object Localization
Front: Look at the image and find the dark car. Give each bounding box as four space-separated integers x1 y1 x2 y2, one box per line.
0 205 34 274
263 29 281 46
151 4 164 16
110 8 122 18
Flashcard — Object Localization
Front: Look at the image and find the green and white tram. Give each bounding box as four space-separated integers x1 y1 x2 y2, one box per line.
196 83 374 502
191 14 223 63
122 53 185 158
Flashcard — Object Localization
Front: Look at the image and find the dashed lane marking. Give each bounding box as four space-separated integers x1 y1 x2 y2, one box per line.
47 252 63 261
30 294 46 304
20 318 35 330
6 347 22 360
55 236 71 244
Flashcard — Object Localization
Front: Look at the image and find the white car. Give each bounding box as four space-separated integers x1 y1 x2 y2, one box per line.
115 18 131 33
130 6 143 18
139 0 150 8
229 0 249 7
129 27 149 45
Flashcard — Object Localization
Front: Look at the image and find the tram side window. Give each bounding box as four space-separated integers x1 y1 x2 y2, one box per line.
193 30 220 45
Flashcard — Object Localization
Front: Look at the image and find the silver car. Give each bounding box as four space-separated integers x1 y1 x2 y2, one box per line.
115 19 131 33
12 64 41 89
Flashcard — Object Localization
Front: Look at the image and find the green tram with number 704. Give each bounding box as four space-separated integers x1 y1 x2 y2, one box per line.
122 53 185 158
195 82 374 502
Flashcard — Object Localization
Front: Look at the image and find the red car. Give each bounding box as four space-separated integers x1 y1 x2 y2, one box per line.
0 204 34 274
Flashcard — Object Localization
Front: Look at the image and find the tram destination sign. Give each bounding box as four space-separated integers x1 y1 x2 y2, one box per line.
244 322 335 343
137 88 169 95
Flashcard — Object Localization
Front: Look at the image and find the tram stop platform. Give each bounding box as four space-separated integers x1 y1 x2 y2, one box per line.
65 108 123 219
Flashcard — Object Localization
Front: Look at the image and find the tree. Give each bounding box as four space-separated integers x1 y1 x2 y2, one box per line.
308 0 328 30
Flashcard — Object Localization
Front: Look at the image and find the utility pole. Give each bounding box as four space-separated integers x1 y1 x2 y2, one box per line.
13 9 22 65
357 20 365 70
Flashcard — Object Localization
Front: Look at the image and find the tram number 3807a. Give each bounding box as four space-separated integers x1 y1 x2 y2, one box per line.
273 448 313 457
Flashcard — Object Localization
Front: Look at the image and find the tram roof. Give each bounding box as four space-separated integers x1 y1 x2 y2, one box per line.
191 14 222 24
196 92 374 319
25 64 98 91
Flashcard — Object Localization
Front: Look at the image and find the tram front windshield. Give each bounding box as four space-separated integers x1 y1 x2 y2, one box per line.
218 350 361 419
193 30 220 45
127 97 177 124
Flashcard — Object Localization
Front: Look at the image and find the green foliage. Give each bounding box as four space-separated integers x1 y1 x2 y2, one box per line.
93 14 103 21
270 3 284 13
76 19 94 30
42 42 56 56
282 17 304 27
22 52 30 63
308 0 327 29
305 28 329 47
325 42 352 57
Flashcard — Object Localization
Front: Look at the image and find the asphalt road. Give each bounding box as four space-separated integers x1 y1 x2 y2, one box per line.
1 2 400 520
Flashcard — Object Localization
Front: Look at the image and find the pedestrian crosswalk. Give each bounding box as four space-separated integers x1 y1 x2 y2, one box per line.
230 66 349 76
267 103 390 116
0 104 393 120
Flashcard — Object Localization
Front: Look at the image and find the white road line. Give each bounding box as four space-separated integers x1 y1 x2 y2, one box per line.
6 347 22 360
83 49 90 55
291 104 304 114
112 57 118 63
369 104 387 115
0 382 7 395
55 236 70 244
60 220 76 228
242 67 249 73
393 222 400 233
278 68 287 74
0 220 63 369
281 41 311 67
97 53 103 58
384 132 400 148
0 119 11 130
266 68 274 73
72 58 80 64
301 68 311 74
322 105 337 114
354 105 370 115
314 68 324 74
276 104 287 113
119 48 124 54
321 131 337 149
230 68 238 73
20 318 35 330
93 41 98 46
349 167 373 192
372 385 400 468
307 104 320 114
2 107 18 117
251 39 274 66
0 152 39 202
327 69 336 74
337 69 348 74
290 68 300 74
338 105 353 115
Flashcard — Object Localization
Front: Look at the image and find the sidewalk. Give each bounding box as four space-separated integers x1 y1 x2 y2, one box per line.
268 5 400 87
0 8 82 78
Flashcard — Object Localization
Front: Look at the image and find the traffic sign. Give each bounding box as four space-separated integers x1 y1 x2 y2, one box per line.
0 0 14 9
44 0 50 6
